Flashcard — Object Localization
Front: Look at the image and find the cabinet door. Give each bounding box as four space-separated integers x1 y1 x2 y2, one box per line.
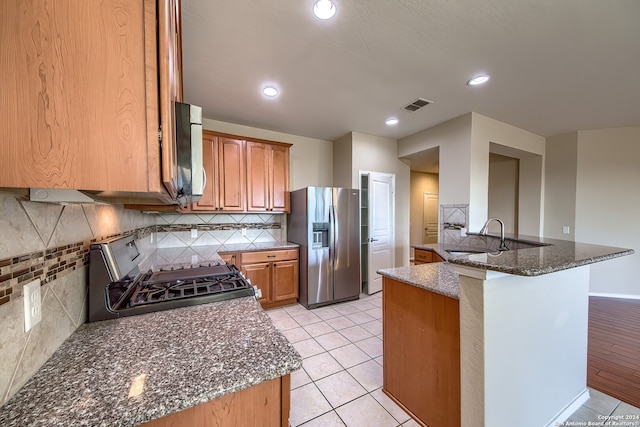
1 0 157 192
158 0 183 198
270 144 290 212
219 252 237 266
246 141 270 211
192 133 218 210
272 260 298 302
241 263 271 304
218 138 245 211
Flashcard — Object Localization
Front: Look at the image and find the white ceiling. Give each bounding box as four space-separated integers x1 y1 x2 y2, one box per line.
182 0 640 146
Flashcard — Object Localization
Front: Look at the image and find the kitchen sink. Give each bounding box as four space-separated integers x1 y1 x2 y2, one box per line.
445 249 488 256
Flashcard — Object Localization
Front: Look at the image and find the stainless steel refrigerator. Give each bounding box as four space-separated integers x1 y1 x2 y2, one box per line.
288 187 360 309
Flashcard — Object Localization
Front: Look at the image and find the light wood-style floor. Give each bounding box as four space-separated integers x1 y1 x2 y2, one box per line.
588 296 640 409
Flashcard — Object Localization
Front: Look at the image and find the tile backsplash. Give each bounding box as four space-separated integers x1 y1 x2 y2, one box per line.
156 213 285 248
0 192 154 405
0 199 290 405
440 204 469 245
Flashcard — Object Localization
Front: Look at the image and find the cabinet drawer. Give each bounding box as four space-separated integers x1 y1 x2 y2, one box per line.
241 249 298 264
414 249 433 263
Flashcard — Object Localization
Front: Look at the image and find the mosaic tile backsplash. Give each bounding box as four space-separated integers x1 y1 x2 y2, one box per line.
0 196 287 405
0 193 155 405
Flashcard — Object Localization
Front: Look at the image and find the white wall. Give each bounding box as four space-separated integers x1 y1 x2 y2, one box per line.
202 118 333 190
574 127 640 297
544 132 578 240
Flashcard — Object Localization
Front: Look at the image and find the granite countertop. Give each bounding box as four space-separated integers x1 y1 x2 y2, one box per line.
412 236 634 277
0 297 302 427
140 242 300 271
378 262 460 299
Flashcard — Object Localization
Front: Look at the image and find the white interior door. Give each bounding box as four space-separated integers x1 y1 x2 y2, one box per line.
423 192 439 243
367 172 394 294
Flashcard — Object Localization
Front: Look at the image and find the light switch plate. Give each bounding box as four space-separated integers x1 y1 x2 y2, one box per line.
24 279 42 332
191 228 198 238
241 228 247 236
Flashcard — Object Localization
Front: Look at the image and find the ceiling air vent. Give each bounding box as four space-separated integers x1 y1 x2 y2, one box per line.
402 98 432 112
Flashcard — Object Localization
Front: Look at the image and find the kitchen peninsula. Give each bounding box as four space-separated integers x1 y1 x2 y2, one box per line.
379 236 634 427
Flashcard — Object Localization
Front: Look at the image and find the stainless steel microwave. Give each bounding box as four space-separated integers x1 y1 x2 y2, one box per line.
174 102 204 206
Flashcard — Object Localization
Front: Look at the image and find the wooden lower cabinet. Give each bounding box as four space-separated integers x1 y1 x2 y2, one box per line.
141 375 290 427
242 262 271 305
414 249 444 264
218 251 237 266
383 277 460 427
240 249 299 309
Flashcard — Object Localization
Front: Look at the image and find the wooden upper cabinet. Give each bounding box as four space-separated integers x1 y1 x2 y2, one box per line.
158 0 183 198
218 137 246 211
193 132 245 211
0 0 181 203
246 141 291 213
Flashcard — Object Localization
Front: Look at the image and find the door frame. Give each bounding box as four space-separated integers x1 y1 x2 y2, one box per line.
359 170 395 295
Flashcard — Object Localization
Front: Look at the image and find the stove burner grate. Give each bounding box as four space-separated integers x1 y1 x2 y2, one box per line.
128 271 252 307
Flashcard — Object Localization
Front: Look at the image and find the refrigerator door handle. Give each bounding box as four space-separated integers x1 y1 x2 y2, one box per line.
328 204 334 266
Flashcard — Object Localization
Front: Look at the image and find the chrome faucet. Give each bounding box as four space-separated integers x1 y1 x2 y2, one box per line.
479 217 509 251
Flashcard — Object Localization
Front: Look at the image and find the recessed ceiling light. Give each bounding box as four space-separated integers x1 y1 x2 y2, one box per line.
263 86 279 97
313 0 336 20
385 118 399 126
467 75 490 86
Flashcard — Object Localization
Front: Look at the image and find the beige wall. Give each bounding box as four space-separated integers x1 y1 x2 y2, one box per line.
574 127 640 297
334 132 412 267
350 132 411 266
399 114 473 210
470 113 545 233
488 154 519 235
202 118 333 190
332 133 353 188
399 113 545 233
544 132 578 240
410 172 439 247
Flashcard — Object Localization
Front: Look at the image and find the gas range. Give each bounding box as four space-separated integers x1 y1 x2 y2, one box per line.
88 235 254 322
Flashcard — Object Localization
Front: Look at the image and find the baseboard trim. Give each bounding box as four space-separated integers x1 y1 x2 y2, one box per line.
589 292 640 301
545 388 590 427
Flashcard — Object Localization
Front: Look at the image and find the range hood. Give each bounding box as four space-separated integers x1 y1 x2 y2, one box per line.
29 188 106 205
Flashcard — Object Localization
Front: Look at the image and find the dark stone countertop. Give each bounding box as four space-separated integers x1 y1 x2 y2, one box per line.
377 262 460 299
412 235 634 277
0 297 302 427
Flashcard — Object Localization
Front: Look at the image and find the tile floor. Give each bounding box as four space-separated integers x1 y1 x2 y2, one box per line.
267 292 640 427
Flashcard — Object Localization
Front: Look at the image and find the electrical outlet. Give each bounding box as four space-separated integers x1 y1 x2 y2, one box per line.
191 228 198 238
24 279 42 332
562 225 570 234
241 228 247 236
